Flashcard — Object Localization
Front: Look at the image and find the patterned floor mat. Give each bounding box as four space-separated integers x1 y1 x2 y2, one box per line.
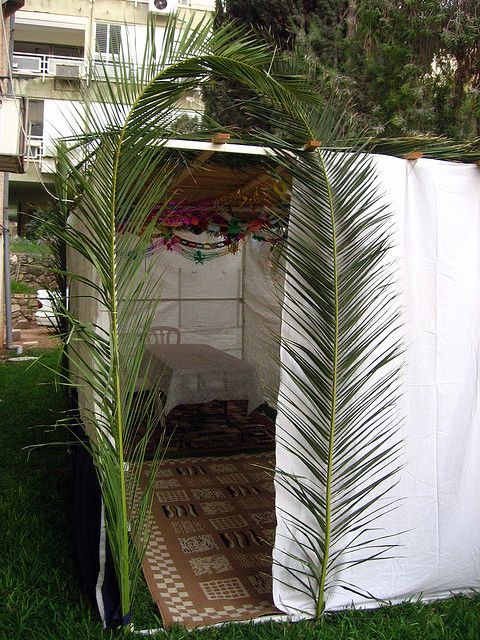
139 451 279 628
137 400 276 458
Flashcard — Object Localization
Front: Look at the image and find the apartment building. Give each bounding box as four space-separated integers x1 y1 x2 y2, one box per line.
1 0 25 344
9 0 214 233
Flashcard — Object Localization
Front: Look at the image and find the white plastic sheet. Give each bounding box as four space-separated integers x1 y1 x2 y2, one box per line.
273 155 480 617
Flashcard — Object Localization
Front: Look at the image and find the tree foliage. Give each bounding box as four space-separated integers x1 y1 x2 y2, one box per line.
206 0 480 139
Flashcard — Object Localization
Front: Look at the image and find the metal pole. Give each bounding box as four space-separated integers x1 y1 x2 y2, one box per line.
3 173 13 348
3 15 15 348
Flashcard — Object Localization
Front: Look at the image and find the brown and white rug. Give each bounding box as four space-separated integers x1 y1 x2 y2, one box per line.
134 401 276 458
140 451 279 628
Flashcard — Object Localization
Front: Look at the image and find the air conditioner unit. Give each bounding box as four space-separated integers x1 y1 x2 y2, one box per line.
49 60 85 79
148 0 177 14
13 54 42 74
0 97 26 173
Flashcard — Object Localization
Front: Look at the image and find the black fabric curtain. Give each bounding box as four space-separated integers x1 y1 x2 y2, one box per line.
71 426 122 628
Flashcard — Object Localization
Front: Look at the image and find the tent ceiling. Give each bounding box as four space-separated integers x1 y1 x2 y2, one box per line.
170 164 279 202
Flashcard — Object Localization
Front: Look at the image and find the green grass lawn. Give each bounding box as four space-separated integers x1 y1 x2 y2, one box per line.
1 350 479 639
10 239 51 256
10 280 38 295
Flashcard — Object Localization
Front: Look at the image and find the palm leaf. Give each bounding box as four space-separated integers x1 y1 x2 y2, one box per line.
267 144 403 615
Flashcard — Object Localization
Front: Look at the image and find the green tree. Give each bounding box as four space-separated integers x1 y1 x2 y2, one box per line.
207 0 480 139
344 0 480 138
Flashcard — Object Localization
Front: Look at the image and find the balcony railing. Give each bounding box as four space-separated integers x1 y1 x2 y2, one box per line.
25 135 43 161
24 135 56 173
13 53 86 82
14 52 148 83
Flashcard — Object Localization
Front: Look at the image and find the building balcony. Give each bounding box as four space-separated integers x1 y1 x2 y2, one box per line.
13 52 87 81
14 51 153 84
16 134 55 177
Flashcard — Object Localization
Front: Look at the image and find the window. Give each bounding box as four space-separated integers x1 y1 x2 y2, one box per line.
95 23 122 58
28 100 44 137
26 100 44 161
15 42 84 58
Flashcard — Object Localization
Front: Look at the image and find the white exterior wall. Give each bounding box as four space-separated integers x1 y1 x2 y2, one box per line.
8 0 212 205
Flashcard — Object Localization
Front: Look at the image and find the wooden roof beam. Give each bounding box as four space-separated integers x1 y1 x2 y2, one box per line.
238 171 272 194
172 149 216 189
403 151 423 161
172 133 231 189
303 139 321 152
229 166 290 197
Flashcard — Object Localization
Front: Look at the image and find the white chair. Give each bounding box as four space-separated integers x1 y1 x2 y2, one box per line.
148 326 181 346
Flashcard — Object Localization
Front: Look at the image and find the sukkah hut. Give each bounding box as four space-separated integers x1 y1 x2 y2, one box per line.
55 14 480 633
63 132 480 626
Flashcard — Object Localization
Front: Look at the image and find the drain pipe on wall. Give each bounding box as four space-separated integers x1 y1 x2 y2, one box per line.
2 14 15 349
3 172 14 349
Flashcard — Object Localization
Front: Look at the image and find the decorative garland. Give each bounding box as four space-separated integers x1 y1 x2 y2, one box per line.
118 184 289 263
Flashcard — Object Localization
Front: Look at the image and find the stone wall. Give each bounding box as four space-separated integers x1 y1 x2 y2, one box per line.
10 251 57 327
10 251 57 291
12 293 38 325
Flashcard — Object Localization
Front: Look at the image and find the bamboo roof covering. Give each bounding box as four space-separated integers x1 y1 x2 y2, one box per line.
152 133 480 214
169 163 282 203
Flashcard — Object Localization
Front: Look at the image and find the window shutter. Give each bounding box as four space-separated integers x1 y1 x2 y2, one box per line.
109 24 122 57
95 23 108 54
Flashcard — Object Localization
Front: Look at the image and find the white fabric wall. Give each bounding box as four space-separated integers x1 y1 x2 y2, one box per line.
138 234 244 356
67 212 110 441
140 235 284 377
243 240 282 404
273 155 480 616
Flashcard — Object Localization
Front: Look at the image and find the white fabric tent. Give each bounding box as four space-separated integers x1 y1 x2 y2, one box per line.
69 150 480 620
274 155 480 617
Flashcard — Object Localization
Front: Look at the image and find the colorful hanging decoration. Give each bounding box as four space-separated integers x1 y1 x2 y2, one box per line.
193 250 206 264
118 182 289 263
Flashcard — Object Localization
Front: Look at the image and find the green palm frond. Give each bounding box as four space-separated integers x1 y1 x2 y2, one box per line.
345 135 480 162
270 145 403 615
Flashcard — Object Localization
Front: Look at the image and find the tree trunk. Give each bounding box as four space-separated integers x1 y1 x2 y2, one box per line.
347 0 358 38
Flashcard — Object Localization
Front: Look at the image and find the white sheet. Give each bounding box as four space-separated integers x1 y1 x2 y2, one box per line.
140 234 244 357
273 155 480 617
243 240 283 404
141 343 264 414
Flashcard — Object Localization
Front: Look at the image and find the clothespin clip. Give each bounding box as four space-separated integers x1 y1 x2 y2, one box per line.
211 133 231 144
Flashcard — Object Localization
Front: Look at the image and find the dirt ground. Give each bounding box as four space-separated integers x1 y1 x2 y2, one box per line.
1 324 60 362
